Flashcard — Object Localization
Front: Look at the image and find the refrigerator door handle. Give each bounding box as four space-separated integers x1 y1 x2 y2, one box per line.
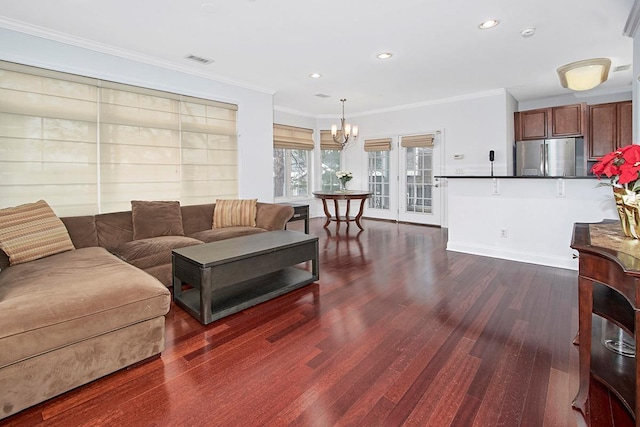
540 144 545 176
544 142 549 176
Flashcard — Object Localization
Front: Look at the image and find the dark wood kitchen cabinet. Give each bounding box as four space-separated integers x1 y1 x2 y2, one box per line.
587 101 632 160
515 103 585 141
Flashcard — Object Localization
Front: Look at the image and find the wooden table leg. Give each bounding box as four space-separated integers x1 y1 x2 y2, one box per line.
572 276 593 422
345 199 351 228
355 198 367 230
321 199 331 228
334 199 341 232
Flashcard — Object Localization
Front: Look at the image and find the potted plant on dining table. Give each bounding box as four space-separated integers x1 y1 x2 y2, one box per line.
336 171 353 192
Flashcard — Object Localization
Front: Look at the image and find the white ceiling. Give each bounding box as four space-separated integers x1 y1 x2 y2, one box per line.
0 0 636 116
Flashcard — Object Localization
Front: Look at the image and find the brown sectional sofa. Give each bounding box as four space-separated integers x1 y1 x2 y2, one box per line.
0 201 294 420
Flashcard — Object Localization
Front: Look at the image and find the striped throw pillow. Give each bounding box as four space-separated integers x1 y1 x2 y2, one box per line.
0 200 75 266
213 199 257 228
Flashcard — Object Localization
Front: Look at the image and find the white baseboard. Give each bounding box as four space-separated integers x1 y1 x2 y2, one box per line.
446 242 578 271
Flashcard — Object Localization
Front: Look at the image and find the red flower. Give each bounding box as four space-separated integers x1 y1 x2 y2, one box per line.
592 144 640 188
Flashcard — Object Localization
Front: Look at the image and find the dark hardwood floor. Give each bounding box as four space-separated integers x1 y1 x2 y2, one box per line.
3 219 634 426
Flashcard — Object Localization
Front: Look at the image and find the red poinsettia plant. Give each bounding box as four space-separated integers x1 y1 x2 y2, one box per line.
592 144 640 192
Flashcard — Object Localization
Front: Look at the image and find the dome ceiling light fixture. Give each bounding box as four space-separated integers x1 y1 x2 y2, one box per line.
377 52 393 59
331 99 358 147
557 58 611 91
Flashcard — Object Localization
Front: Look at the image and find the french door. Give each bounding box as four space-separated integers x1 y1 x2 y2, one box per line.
365 132 442 226
398 143 441 226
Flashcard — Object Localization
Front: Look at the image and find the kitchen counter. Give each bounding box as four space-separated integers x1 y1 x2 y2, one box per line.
443 177 617 270
437 175 597 179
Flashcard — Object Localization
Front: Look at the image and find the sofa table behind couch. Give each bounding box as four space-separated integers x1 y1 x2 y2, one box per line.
172 230 319 325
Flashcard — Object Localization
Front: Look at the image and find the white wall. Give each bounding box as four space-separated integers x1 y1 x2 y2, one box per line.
274 90 515 220
0 28 276 203
330 89 514 179
446 177 618 270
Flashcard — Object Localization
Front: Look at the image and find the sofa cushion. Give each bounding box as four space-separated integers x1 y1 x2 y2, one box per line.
189 226 266 243
0 246 170 368
0 200 74 266
180 203 215 236
131 200 185 240
111 235 203 270
213 199 257 228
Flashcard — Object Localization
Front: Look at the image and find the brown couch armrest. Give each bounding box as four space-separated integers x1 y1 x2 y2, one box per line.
255 203 294 231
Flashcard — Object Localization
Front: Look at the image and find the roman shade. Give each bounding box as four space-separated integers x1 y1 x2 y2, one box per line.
364 138 392 152
320 130 344 150
400 134 435 148
0 61 238 215
273 124 314 150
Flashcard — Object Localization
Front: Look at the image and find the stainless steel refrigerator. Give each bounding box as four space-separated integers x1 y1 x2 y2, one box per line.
515 137 584 177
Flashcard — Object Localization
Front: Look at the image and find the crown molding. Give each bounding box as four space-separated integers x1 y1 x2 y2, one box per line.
305 89 508 120
0 17 276 96
624 0 640 37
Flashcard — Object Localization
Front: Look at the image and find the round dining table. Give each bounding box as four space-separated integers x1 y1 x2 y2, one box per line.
312 191 372 231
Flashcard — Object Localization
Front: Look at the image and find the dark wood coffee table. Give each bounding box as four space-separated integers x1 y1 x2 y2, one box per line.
172 230 319 325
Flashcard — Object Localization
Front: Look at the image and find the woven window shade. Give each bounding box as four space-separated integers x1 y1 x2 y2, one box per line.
320 130 344 150
400 134 434 148
273 124 314 150
0 60 238 215
364 138 392 152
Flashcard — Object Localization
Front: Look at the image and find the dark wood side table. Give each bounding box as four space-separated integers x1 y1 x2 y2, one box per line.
312 191 372 231
280 203 309 234
571 220 640 424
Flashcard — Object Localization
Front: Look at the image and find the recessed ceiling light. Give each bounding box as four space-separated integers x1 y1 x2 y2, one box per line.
478 19 499 30
520 27 536 37
309 73 322 79
377 53 393 60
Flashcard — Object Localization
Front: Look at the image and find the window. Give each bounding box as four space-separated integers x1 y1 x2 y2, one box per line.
273 124 314 199
365 138 392 210
401 134 435 214
319 130 343 192
273 148 309 198
405 147 433 213
321 150 341 192
0 61 238 215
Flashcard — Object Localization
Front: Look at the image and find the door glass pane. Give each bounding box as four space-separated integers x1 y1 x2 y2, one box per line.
368 150 390 210
405 147 432 214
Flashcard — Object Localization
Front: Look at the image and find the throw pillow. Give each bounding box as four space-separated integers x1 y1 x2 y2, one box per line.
0 199 75 266
213 199 257 228
131 200 185 240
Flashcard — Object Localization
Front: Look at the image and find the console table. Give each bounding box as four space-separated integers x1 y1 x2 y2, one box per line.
312 191 372 231
571 220 640 424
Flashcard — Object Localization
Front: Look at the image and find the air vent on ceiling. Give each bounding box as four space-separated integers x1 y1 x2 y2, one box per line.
614 64 631 72
185 54 214 65
315 93 331 98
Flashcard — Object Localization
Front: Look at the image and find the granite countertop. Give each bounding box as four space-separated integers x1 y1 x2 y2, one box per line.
436 175 598 179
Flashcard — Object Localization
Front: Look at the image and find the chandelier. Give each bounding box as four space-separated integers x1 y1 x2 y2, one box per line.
331 99 358 147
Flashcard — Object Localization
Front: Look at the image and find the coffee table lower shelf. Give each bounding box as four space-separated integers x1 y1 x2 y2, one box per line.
174 267 316 323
